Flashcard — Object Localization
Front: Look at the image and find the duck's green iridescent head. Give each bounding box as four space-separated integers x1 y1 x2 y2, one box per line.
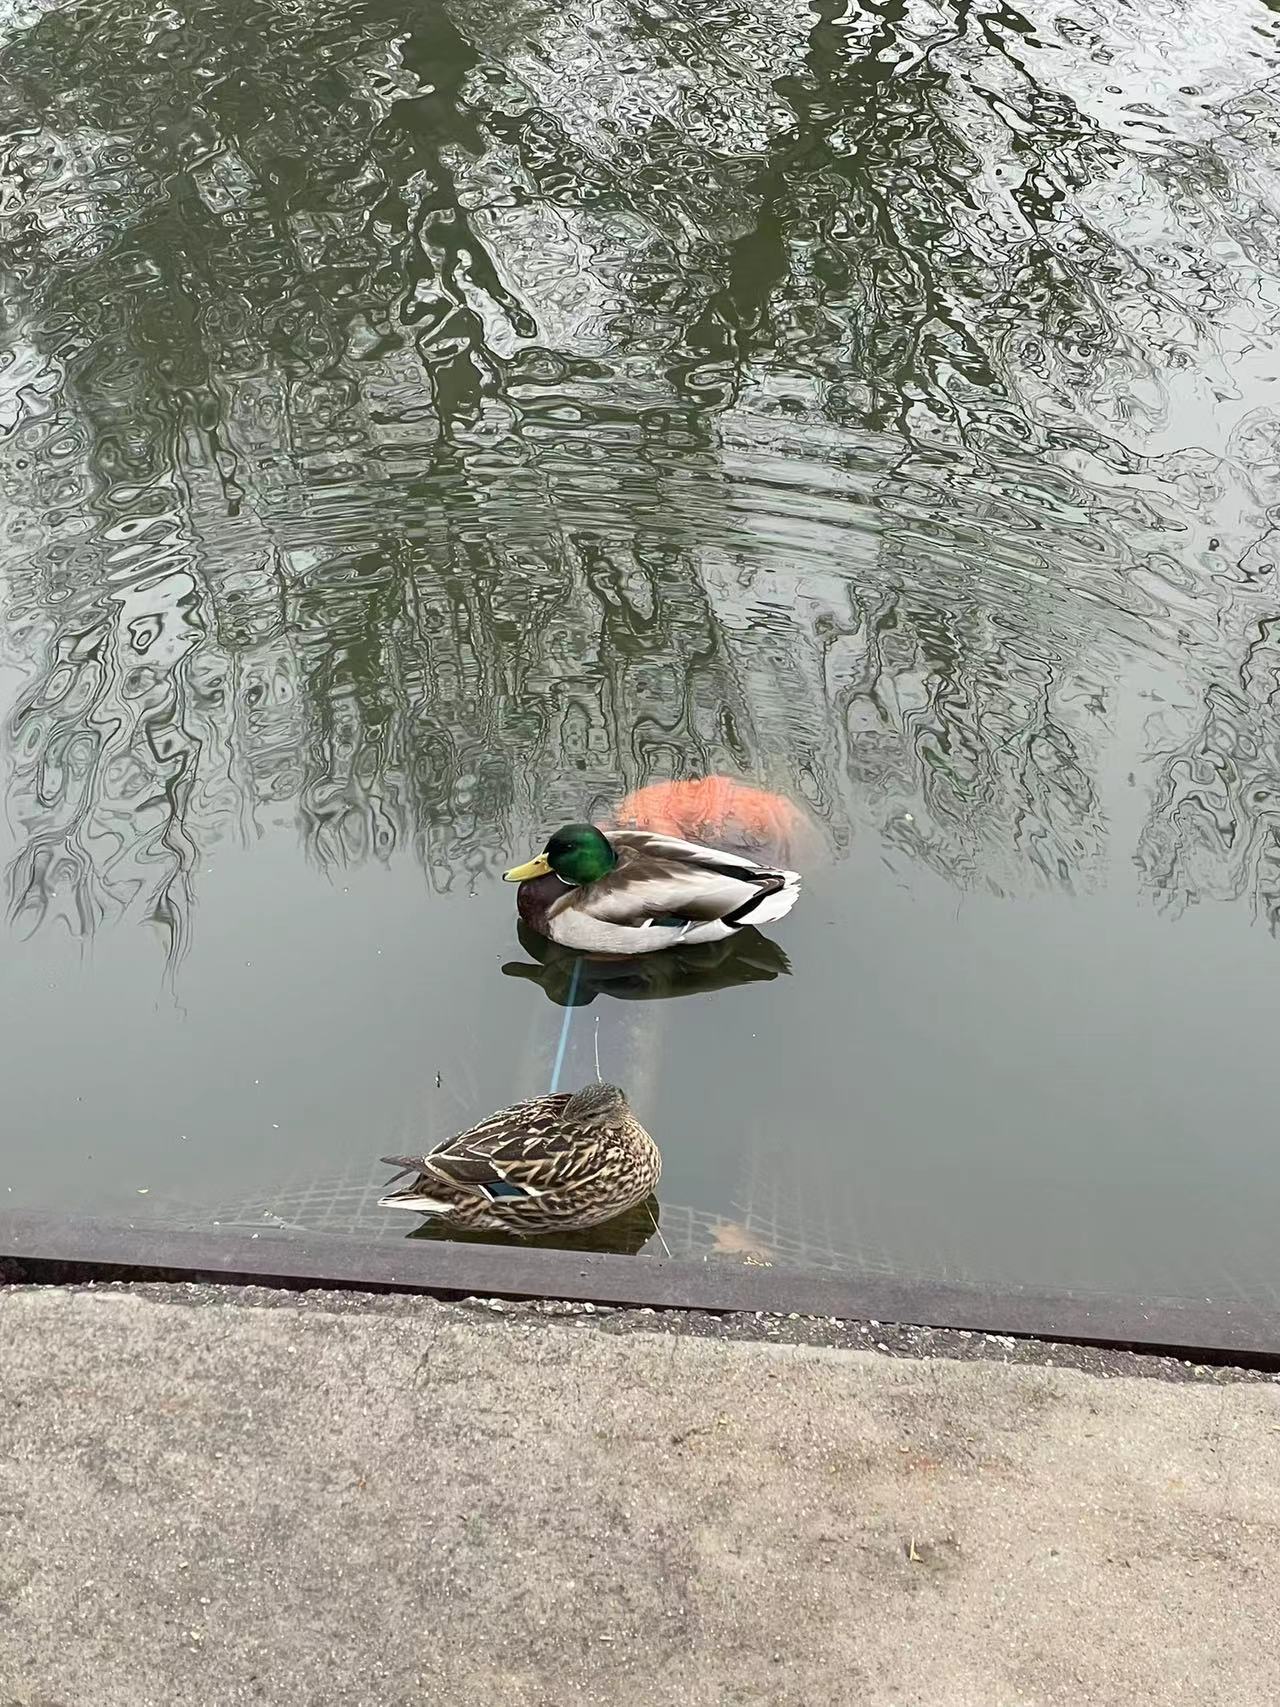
503 823 618 887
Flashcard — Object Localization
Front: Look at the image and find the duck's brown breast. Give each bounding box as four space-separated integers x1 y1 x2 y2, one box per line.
515 872 565 933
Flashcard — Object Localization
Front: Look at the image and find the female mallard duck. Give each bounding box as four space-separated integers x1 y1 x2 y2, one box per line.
378 1082 661 1235
503 823 801 955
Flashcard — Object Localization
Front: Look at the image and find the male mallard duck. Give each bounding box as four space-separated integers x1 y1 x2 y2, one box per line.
503 823 801 955
378 1082 661 1235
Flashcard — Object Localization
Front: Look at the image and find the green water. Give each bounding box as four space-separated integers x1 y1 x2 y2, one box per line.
3 0 1280 1296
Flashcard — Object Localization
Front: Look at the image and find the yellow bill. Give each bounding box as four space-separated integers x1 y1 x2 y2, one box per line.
503 852 552 883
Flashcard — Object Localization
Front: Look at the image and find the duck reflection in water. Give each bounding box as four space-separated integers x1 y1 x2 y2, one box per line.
503 919 791 1007
406 1194 662 1256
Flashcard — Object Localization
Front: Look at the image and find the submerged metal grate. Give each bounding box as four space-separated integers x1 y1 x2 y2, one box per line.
134 1162 952 1283
117 1138 1280 1306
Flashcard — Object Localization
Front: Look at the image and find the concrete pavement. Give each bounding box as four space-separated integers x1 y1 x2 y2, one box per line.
1 1283 1278 1706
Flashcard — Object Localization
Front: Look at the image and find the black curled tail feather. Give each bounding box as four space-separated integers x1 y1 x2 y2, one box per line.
722 873 786 926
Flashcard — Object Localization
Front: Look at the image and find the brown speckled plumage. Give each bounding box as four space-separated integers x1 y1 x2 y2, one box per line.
378 1083 661 1235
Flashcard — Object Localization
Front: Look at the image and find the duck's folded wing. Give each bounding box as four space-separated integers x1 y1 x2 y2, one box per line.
583 851 791 926
381 1098 575 1194
610 830 775 875
425 1107 587 1190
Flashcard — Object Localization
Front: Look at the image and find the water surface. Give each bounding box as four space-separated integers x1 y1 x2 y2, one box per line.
4 0 1280 1297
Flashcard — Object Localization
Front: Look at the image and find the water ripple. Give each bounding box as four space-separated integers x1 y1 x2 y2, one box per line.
1 0 1280 955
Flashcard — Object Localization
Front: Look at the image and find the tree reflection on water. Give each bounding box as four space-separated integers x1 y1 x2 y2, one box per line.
3 0 1280 962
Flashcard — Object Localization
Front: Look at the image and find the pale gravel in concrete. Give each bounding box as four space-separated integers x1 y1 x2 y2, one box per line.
1 1283 1278 1707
